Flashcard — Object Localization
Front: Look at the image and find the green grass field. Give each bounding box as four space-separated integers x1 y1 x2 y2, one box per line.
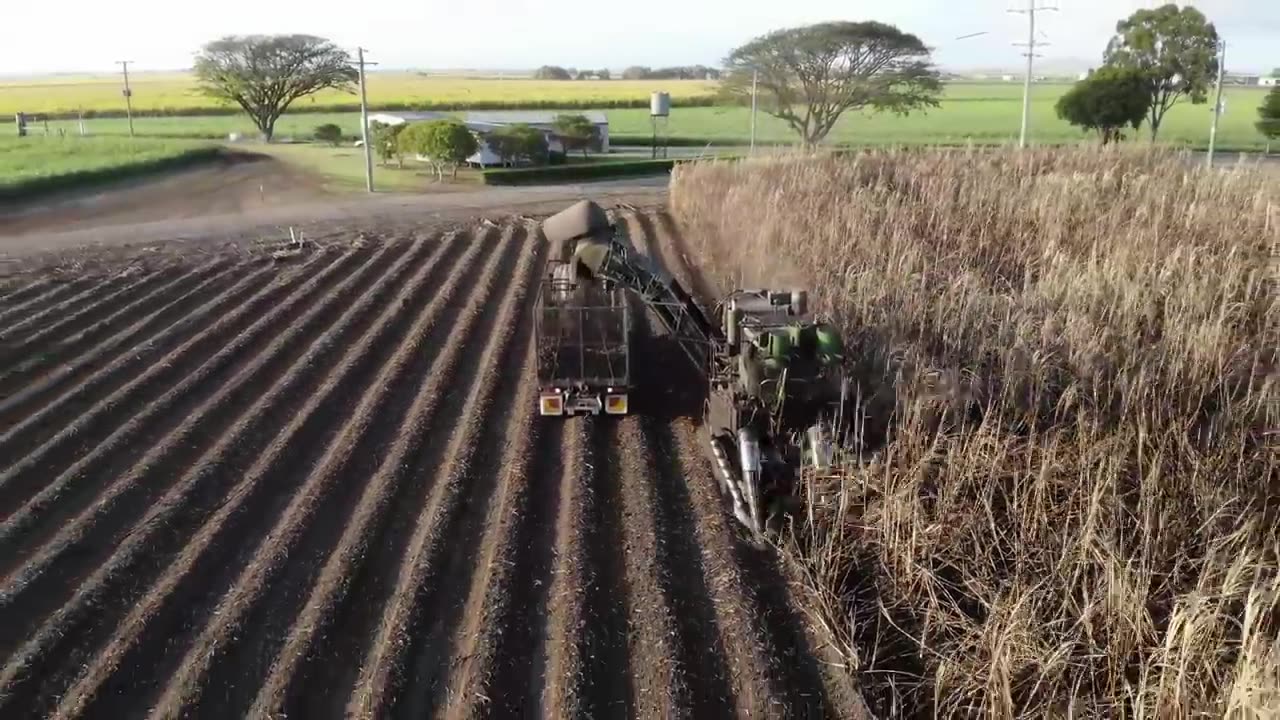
0 73 718 116
0 136 216 198
15 83 1271 150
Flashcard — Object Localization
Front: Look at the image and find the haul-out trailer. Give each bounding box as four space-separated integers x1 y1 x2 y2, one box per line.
535 200 849 538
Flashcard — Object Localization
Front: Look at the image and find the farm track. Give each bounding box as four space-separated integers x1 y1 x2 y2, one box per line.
0 214 863 720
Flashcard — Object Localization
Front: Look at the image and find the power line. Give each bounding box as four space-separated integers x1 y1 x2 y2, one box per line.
1009 0 1058 148
116 60 135 138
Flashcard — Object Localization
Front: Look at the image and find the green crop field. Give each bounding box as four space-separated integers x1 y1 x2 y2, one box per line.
0 135 216 199
19 83 1270 150
0 73 718 116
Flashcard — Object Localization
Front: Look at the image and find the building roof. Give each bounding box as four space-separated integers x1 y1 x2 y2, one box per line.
463 110 608 125
366 111 450 125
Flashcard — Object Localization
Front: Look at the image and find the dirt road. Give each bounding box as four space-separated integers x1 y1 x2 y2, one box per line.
0 211 863 719
0 154 668 260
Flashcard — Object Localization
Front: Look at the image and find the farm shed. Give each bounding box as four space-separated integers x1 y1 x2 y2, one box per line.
365 110 608 168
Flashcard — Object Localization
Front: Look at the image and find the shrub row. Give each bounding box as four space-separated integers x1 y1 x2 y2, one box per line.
0 147 223 203
31 96 720 122
479 158 688 185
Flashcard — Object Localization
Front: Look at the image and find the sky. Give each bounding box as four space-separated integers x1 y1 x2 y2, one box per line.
0 0 1275 76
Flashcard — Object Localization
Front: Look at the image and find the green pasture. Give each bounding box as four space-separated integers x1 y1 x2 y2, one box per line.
16 84 1272 150
0 135 216 199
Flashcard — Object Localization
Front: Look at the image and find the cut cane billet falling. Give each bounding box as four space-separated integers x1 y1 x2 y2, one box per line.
537 200 849 540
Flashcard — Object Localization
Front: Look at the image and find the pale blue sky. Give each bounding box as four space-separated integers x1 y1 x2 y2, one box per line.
1 0 1275 75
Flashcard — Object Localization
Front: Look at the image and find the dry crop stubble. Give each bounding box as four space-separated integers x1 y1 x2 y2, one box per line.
671 147 1279 718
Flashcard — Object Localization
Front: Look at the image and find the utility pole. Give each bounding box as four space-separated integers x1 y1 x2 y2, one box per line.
750 68 758 154
116 60 135 138
1206 39 1226 169
356 48 377 193
1009 1 1056 148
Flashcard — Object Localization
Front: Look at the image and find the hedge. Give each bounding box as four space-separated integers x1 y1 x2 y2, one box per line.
0 147 223 203
480 158 687 185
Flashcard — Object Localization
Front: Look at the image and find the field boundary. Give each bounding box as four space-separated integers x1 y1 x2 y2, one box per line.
479 158 687 185
0 146 225 205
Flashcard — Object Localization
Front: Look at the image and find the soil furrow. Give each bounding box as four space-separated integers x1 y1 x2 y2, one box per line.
0 261 238 403
22 233 460 720
136 229 502 719
541 418 634 718
0 246 398 573
0 278 56 309
468 415 566 718
0 276 104 333
0 241 420 717
0 261 276 437
332 225 541 720
0 269 174 352
0 249 333 452
610 416 697 719
438 348 549 720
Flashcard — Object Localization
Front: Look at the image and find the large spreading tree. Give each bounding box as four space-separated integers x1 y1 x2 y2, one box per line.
722 21 941 147
1102 4 1219 141
194 35 356 142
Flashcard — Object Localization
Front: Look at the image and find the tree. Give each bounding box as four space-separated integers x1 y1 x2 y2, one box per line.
575 69 592 80
370 121 406 167
535 65 572 80
193 35 356 142
1055 68 1150 144
398 120 479 180
1102 4 1219 141
487 124 549 166
722 21 942 147
1258 86 1280 148
553 114 597 159
621 66 651 80
313 123 343 146
597 68 611 80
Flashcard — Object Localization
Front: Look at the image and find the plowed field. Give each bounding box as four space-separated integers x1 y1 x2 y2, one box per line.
0 212 863 719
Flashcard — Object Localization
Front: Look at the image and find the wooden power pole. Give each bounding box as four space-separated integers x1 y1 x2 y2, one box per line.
116 60 135 137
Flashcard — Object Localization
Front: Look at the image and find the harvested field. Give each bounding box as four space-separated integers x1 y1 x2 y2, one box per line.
0 213 864 719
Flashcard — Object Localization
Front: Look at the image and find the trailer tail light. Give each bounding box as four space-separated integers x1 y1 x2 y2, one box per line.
540 393 564 416
605 394 628 415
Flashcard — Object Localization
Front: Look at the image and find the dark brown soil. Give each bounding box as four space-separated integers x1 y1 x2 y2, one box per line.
0 211 869 720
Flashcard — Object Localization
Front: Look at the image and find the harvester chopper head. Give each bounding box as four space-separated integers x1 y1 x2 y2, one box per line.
536 200 850 540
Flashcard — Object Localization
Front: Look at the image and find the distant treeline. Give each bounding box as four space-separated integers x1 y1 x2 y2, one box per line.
533 65 722 81
23 96 721 122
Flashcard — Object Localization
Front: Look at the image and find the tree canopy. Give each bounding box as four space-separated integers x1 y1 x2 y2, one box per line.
399 119 479 180
1258 86 1280 141
487 125 548 166
1055 67 1151 144
194 35 356 141
1102 4 1219 140
722 21 941 146
552 114 597 159
534 65 572 80
313 123 343 146
369 121 405 167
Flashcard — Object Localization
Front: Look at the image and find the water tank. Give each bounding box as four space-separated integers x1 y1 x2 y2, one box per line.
650 91 671 117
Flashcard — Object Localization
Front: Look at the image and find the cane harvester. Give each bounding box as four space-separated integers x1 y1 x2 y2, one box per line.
537 200 849 538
